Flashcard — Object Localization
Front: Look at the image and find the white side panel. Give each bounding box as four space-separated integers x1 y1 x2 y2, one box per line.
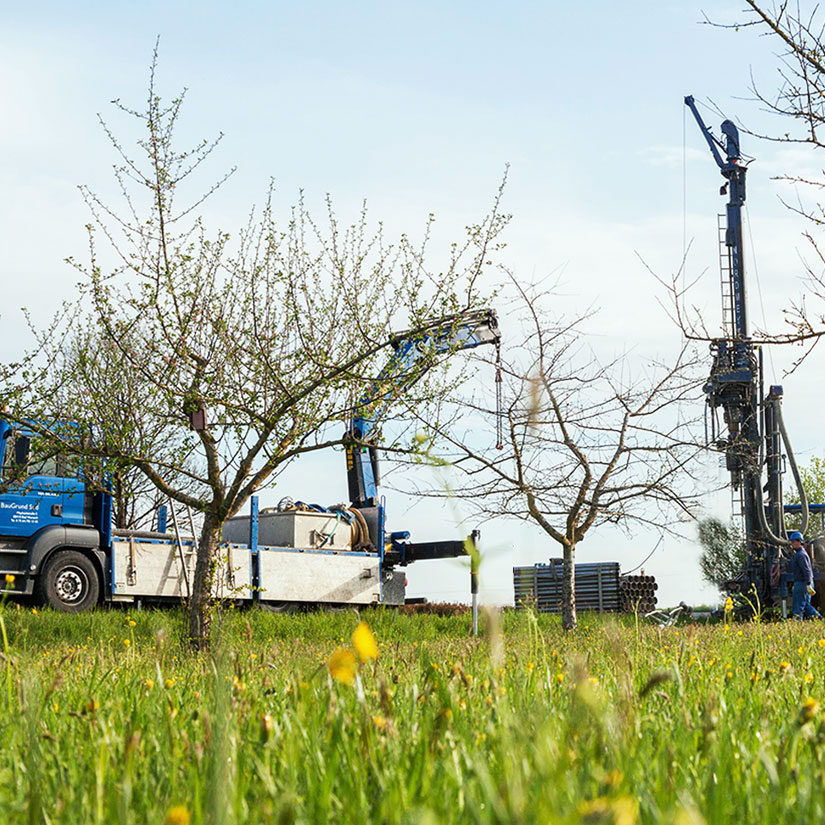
112 539 192 599
258 550 380 604
214 546 254 601
112 539 252 601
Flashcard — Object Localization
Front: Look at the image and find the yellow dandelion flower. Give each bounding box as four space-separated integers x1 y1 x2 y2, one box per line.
372 714 387 730
604 769 623 789
164 805 190 825
578 795 638 825
725 596 733 612
31 608 37 615
352 622 378 662
143 678 153 690
526 661 535 671
123 638 131 646
328 647 358 685
128 620 137 628
165 678 176 689
85 699 99 713
4 573 15 586
805 672 814 684
671 805 706 825
260 713 274 742
819 638 825 648
799 697 820 724
780 661 791 673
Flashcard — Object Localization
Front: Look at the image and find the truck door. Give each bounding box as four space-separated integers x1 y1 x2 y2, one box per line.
0 429 87 538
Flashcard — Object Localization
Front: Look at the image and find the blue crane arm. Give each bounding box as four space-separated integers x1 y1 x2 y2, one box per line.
346 308 500 508
684 94 749 342
684 95 742 172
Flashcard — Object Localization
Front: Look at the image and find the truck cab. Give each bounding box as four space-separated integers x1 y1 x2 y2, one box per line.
0 419 105 609
0 421 90 534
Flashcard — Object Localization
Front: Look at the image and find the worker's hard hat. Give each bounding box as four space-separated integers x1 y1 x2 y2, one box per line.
789 531 805 542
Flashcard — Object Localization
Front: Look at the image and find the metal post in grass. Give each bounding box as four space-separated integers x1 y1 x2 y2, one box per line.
249 496 259 603
470 529 480 636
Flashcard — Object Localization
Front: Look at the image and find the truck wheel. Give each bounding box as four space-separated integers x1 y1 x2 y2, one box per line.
36 550 100 612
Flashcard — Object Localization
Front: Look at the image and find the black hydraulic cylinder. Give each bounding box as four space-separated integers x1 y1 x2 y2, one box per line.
402 540 467 564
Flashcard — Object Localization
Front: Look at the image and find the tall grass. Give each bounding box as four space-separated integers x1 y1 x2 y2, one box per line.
0 604 824 823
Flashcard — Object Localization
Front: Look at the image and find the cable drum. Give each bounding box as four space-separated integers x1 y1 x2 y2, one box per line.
327 504 372 552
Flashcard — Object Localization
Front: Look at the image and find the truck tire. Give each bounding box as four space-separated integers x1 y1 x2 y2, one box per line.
35 550 100 612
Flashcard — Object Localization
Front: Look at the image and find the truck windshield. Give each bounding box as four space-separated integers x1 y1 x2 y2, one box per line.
2 432 80 480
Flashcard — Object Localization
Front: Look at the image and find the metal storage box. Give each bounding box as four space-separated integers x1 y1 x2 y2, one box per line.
222 510 352 550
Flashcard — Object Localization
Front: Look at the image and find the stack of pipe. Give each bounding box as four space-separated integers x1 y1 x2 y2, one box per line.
619 574 658 613
513 559 621 613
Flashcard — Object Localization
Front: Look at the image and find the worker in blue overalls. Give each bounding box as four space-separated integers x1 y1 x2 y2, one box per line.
789 531 823 620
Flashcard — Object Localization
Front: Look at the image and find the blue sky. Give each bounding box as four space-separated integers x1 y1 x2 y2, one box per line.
3 1 823 607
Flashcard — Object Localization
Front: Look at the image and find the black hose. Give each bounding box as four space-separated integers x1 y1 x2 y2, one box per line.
754 396 809 545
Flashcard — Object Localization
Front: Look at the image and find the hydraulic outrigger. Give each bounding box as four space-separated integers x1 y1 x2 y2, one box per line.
684 95 809 607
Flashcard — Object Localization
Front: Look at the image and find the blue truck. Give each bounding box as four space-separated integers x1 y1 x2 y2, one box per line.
0 309 500 611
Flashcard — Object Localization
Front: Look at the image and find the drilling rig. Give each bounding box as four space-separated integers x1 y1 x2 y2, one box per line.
684 94 809 608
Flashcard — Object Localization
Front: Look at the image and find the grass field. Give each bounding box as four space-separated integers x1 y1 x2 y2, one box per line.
1 603 825 824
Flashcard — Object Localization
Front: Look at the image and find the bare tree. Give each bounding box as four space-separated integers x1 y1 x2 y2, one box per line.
406 281 703 630
0 52 508 647
58 326 205 531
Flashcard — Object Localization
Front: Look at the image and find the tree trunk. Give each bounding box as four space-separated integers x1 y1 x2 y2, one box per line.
188 510 221 649
562 540 577 631
114 474 127 529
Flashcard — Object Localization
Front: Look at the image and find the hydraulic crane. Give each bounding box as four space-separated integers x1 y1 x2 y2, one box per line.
345 308 501 565
685 95 809 606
